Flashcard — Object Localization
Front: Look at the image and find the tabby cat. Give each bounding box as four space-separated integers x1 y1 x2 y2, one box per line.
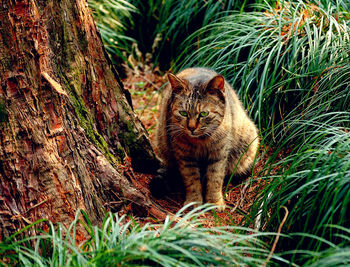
154 68 259 211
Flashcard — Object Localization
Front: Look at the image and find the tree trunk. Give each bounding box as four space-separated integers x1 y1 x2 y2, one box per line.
0 0 161 239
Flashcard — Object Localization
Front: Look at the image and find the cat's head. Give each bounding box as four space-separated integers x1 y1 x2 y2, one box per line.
167 72 226 139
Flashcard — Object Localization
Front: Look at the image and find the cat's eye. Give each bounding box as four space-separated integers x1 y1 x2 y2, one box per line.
199 111 209 117
179 110 188 117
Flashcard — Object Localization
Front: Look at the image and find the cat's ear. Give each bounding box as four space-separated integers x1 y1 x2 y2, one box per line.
167 73 186 92
206 75 225 92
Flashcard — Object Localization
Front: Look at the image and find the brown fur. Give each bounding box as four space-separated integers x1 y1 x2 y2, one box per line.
156 68 259 210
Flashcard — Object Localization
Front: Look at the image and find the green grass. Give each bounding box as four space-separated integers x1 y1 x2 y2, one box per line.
0 206 283 266
177 0 350 132
88 0 137 69
88 0 274 71
174 0 350 265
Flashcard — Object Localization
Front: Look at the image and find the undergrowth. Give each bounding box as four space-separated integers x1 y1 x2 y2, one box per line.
88 0 274 71
176 0 350 265
0 206 284 267
1 0 349 266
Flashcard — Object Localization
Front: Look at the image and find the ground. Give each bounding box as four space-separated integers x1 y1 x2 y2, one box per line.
120 64 269 227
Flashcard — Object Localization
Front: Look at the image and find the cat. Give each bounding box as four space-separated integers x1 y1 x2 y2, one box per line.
152 68 259 211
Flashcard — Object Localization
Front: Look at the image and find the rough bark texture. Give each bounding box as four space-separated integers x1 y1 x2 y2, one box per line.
0 0 161 239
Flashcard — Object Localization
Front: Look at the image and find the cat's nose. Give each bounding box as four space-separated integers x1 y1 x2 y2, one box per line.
187 119 197 133
188 127 196 133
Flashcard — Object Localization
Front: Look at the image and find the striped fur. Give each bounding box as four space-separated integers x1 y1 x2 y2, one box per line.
156 68 259 210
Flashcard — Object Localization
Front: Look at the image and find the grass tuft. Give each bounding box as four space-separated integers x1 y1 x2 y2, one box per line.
0 205 284 266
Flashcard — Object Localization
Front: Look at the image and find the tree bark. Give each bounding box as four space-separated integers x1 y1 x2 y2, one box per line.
0 0 161 239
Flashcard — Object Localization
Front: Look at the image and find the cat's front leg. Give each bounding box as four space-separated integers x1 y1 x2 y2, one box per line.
177 159 203 207
205 158 226 211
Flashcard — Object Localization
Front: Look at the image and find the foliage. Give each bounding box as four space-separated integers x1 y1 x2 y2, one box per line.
178 0 350 131
249 62 350 264
88 0 274 70
0 206 282 267
175 0 350 265
88 0 137 67
302 239 350 267
127 0 244 68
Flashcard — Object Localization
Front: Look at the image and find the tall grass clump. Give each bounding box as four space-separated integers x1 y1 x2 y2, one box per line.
178 0 349 133
97 0 273 70
127 0 236 69
176 0 349 264
249 60 350 264
0 205 287 266
88 0 137 68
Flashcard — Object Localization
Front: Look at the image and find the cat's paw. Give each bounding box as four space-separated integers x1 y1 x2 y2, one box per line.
212 198 226 212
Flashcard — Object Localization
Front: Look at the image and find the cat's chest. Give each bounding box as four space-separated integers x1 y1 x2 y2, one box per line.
173 137 226 160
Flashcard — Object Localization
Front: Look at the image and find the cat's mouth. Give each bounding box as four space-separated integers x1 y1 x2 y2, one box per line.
188 133 198 138
186 130 205 139
185 130 197 138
